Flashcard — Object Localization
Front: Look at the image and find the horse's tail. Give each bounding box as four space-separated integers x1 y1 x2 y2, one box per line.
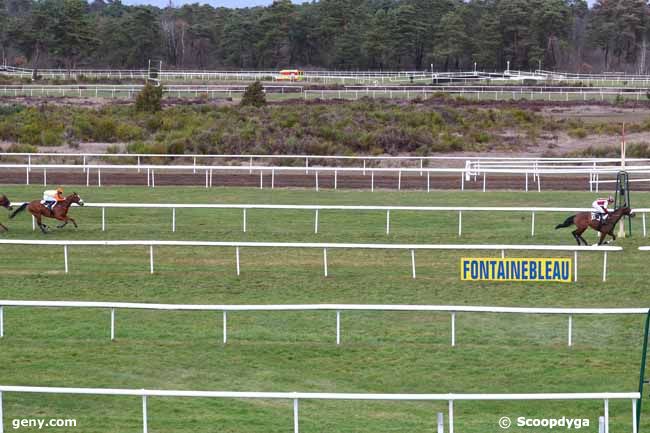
9 203 28 219
555 215 575 229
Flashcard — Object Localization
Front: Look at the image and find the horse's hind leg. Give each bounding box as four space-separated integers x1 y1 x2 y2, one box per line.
571 230 581 246
575 227 589 246
0 222 7 232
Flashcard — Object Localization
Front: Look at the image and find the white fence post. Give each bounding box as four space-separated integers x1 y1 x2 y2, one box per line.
172 208 176 233
149 246 154 274
236 247 240 276
323 248 328 277
568 315 572 347
142 395 148 433
336 311 341 345
531 212 535 237
604 399 609 433
64 245 69 273
644 213 647 237
448 400 454 433
458 211 462 237
223 311 227 344
110 308 115 341
293 398 299 433
314 210 319 234
0 391 3 433
410 250 416 279
243 209 247 233
633 399 638 433
98 169 102 187
574 251 578 282
451 313 456 347
0 306 3 338
386 210 390 235
603 252 608 282
102 207 106 232
371 171 374 192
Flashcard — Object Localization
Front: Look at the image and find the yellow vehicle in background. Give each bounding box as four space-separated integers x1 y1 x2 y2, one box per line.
276 69 305 81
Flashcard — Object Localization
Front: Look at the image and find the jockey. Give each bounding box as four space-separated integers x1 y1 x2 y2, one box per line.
43 187 65 210
592 195 614 223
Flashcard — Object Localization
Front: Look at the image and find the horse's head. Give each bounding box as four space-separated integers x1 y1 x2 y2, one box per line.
67 193 84 207
0 195 11 210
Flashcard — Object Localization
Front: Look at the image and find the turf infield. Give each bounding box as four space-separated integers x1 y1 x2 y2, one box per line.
0 185 648 433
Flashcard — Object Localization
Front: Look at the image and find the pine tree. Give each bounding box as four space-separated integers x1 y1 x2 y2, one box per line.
240 81 266 108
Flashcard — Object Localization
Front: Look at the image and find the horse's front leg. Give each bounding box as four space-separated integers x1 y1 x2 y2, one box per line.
35 215 48 234
68 217 78 228
598 231 607 245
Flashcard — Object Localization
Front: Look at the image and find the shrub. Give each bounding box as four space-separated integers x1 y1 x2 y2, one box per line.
135 83 164 113
240 81 267 107
116 124 145 141
568 127 588 139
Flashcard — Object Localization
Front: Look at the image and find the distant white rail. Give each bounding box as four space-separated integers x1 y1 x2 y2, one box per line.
0 385 638 433
0 240 621 281
0 300 645 347
0 162 642 192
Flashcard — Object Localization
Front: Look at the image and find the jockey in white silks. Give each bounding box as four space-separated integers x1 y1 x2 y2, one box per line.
591 195 614 224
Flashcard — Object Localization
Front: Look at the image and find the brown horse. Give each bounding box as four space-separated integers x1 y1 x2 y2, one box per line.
0 194 12 231
10 193 84 234
555 207 633 246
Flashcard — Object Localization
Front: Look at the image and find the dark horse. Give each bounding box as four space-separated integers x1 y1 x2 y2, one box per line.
10 193 84 234
0 194 12 231
555 207 633 246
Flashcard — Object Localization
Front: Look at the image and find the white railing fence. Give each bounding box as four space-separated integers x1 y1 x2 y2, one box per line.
0 301 645 347
0 386 639 433
8 202 597 236
0 162 641 192
12 202 650 238
0 240 621 281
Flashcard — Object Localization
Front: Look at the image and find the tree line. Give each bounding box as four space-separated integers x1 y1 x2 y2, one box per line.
1 0 649 73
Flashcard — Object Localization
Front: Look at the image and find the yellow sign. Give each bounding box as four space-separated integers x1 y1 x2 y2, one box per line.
460 258 571 282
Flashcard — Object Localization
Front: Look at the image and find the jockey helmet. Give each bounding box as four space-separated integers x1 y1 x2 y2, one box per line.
56 187 64 194
608 195 614 202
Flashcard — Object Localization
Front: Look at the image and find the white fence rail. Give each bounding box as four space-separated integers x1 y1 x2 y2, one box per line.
0 240 621 281
11 202 621 237
0 385 639 433
0 300 645 347
0 162 641 192
0 84 301 98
